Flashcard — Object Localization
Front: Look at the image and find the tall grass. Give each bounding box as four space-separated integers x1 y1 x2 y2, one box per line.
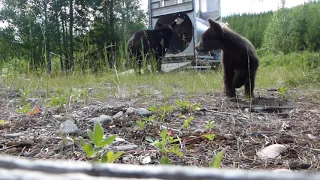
1 49 320 103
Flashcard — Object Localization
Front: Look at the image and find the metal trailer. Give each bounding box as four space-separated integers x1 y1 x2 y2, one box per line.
148 0 222 70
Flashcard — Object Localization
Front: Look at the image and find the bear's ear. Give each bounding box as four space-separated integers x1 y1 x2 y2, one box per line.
208 19 223 36
156 22 164 28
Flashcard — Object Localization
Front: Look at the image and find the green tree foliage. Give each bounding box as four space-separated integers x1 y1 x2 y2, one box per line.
263 1 320 54
304 1 320 52
0 0 147 73
263 9 297 54
223 0 320 54
223 11 274 49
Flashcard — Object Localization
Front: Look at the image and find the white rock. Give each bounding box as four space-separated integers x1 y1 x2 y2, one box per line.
52 115 63 119
307 134 317 140
142 156 152 164
257 144 288 160
115 137 126 142
272 169 293 172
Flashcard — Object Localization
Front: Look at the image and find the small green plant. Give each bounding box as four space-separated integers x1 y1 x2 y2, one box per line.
205 120 215 130
210 151 224 168
0 120 8 125
136 115 156 130
47 95 68 107
148 104 158 113
47 88 87 108
72 88 89 104
277 86 288 99
148 104 175 122
100 151 124 163
202 134 216 141
174 99 201 114
16 103 33 114
0 119 9 128
136 120 145 130
149 129 183 165
143 114 156 123
79 122 123 163
158 104 175 121
182 116 194 129
178 114 187 119
174 99 191 114
47 88 69 107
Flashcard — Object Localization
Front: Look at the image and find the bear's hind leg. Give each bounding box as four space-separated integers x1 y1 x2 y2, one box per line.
223 68 236 97
232 70 248 89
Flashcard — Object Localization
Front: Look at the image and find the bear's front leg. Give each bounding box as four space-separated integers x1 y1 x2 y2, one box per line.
223 67 236 97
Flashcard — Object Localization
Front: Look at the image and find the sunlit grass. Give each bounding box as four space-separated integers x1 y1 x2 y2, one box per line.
1 51 320 103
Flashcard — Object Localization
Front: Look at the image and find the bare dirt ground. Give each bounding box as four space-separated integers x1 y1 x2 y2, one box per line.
0 86 320 172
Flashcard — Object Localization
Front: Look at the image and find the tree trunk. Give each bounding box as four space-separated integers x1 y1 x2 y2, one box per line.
62 6 69 71
109 0 115 69
44 0 51 74
56 1 64 72
28 13 34 69
109 0 115 40
69 0 74 72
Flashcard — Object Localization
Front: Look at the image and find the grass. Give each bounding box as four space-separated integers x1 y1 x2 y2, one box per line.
1 51 320 104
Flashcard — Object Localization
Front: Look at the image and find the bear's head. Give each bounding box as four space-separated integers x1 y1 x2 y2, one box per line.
195 19 224 52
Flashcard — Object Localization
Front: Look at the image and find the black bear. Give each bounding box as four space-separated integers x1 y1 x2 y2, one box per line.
127 21 176 73
195 19 259 98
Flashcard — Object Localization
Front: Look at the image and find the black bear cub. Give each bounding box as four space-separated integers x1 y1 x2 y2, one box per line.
127 21 176 73
195 19 259 98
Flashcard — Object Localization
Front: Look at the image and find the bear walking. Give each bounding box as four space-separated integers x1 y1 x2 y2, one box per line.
127 21 176 73
195 19 259 98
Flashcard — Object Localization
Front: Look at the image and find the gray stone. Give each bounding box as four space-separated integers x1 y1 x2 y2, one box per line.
135 108 152 117
89 115 113 125
59 120 79 135
115 144 138 151
113 111 124 119
126 107 136 115
224 134 234 140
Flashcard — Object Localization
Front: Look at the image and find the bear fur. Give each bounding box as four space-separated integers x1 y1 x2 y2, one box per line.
195 19 259 98
127 21 176 73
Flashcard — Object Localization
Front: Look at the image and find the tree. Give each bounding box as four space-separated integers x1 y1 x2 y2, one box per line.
44 0 51 74
0 0 147 73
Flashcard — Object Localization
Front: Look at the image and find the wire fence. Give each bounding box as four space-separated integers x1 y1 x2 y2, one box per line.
0 155 318 180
